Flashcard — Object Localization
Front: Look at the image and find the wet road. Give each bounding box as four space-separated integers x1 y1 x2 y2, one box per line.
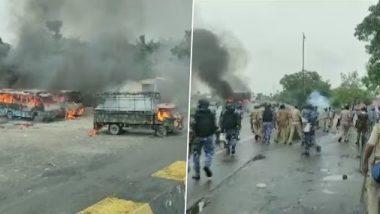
187 115 364 214
0 112 186 214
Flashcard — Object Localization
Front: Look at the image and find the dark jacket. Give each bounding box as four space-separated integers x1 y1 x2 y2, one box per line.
220 108 241 130
192 107 217 137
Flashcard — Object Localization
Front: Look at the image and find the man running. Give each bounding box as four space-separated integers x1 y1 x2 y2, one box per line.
262 104 275 144
338 105 353 143
288 105 303 145
220 101 241 155
192 99 218 180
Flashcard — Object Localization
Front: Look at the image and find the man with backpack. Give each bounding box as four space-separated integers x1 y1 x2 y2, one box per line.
191 99 218 180
220 101 241 155
362 122 380 214
262 104 275 144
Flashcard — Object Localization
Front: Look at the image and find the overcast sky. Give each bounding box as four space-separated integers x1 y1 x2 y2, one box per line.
0 0 192 45
194 0 377 94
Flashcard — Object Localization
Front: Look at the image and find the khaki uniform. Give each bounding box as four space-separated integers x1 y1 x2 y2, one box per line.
276 109 290 143
365 123 380 214
288 108 303 143
328 110 335 128
339 109 352 142
320 111 329 132
252 109 263 138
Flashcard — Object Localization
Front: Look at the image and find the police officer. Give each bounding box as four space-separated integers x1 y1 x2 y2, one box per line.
262 103 275 144
220 101 241 155
338 105 353 143
192 99 218 180
275 104 290 144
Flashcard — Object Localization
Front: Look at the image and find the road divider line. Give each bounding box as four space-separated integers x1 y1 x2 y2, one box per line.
152 160 186 182
77 197 153 214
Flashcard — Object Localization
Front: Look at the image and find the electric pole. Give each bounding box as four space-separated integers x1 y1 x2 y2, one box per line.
302 32 306 102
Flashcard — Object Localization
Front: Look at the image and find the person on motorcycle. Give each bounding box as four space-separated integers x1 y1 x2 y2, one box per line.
191 99 218 180
302 104 319 156
220 101 241 155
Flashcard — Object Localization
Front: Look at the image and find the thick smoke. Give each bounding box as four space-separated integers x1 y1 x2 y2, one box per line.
0 0 192 98
307 91 330 110
192 29 249 99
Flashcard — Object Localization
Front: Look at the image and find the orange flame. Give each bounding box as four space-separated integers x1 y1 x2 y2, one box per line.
88 129 98 137
77 107 85 116
65 109 77 120
0 94 13 103
65 108 85 120
157 110 172 121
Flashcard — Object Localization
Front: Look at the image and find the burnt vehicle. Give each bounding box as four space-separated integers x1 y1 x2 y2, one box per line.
93 92 183 136
53 90 85 119
0 89 62 121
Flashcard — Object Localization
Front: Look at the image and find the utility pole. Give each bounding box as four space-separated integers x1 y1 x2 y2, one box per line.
302 32 306 102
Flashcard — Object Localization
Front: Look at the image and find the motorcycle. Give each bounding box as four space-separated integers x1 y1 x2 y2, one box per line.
302 117 321 156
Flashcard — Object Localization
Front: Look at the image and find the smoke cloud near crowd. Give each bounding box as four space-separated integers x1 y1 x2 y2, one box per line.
307 90 330 110
192 28 249 99
0 0 191 110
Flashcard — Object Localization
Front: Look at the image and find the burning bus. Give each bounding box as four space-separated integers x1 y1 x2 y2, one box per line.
0 89 62 121
52 90 85 120
92 92 183 136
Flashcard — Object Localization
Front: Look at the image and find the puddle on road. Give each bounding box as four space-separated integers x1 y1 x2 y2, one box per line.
322 189 336 194
322 175 348 181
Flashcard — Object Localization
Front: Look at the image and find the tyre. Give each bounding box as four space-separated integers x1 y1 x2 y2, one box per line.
156 125 168 137
109 124 122 135
6 111 13 120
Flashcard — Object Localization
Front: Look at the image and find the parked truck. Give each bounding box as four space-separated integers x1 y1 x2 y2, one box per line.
93 92 183 136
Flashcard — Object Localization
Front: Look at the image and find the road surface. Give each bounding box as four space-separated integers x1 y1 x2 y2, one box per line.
0 109 187 214
187 115 364 214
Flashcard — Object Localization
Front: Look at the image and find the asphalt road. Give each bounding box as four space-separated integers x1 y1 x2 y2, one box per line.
0 110 187 214
187 115 364 214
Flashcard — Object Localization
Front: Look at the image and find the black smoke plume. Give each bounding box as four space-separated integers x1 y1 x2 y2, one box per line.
192 29 248 99
0 0 192 96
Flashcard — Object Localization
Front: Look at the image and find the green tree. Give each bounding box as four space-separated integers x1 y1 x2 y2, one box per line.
331 71 373 107
355 2 380 93
171 31 191 59
279 70 331 105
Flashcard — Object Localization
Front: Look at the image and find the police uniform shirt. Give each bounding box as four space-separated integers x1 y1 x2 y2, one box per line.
368 123 380 162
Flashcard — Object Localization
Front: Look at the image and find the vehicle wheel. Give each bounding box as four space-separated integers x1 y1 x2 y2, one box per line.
6 111 13 120
109 124 122 135
156 126 168 137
